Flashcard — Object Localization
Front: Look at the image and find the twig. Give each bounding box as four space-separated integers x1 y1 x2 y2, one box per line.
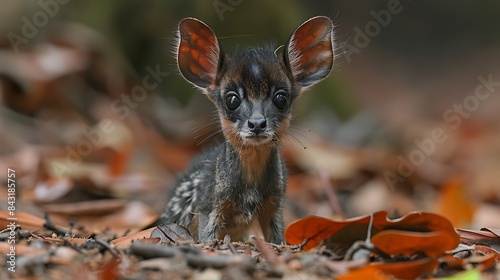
129 242 254 270
252 236 284 267
319 169 344 218
223 234 238 254
130 242 179 258
343 240 372 261
298 238 310 251
43 213 66 236
344 213 376 261
95 238 121 259
62 239 86 254
186 253 253 270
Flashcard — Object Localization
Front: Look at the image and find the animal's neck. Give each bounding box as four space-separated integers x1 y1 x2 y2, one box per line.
225 142 276 184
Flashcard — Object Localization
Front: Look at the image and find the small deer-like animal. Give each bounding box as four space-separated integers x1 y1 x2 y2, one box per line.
160 16 335 244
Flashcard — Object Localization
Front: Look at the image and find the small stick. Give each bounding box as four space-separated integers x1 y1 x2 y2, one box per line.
223 234 238 254
95 238 121 259
319 169 344 218
43 213 66 236
252 236 283 267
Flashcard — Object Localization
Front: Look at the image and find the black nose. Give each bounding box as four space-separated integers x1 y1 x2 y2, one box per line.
248 118 267 134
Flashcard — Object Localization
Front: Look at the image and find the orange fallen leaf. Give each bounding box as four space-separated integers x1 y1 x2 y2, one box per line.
285 215 348 250
104 147 130 177
474 245 500 262
380 211 459 234
466 254 498 272
435 178 475 228
371 257 438 280
98 259 120 280
285 211 459 252
371 230 457 257
337 266 389 280
439 254 464 270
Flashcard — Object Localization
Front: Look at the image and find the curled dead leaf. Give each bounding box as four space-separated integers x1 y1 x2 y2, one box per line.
456 228 500 252
337 266 389 280
285 211 459 253
371 230 458 258
473 245 500 262
370 257 439 280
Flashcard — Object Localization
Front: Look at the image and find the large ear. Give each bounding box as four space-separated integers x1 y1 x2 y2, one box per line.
285 16 334 87
177 18 221 88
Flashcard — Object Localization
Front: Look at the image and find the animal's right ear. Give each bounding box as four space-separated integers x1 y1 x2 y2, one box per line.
285 16 334 88
177 18 221 89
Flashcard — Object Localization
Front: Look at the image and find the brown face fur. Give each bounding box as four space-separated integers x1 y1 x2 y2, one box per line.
211 49 295 183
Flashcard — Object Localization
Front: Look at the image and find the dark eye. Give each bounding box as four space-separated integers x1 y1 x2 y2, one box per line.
225 92 241 110
273 91 288 109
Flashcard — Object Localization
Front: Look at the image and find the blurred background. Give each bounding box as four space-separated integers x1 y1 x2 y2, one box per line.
1 0 500 234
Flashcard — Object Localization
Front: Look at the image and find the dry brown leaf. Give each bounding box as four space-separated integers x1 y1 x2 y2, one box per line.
370 257 438 280
457 228 500 251
111 227 156 247
371 230 458 258
435 178 475 228
474 245 500 262
337 266 389 280
0 211 47 231
285 211 459 253
38 199 127 216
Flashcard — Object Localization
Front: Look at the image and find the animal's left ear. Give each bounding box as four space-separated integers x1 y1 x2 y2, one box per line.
285 16 335 87
177 18 221 89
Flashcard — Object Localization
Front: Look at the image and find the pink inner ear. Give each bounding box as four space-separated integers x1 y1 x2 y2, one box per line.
177 18 220 88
